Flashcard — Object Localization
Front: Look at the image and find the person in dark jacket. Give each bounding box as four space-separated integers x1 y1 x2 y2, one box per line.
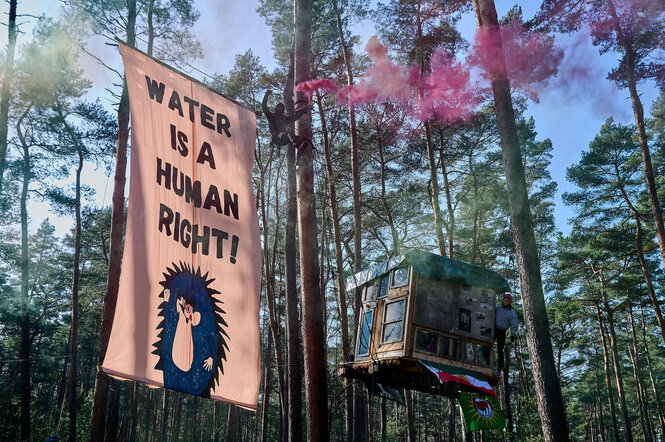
493 293 518 376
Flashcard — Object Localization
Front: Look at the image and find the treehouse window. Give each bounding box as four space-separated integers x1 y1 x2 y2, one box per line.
357 309 374 357
441 336 457 359
364 283 376 302
415 329 439 354
460 341 474 364
382 299 405 343
391 267 409 288
378 275 389 298
477 344 491 367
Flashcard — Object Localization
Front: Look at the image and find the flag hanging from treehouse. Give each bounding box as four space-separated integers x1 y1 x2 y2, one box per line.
457 392 506 432
102 42 261 410
421 361 496 397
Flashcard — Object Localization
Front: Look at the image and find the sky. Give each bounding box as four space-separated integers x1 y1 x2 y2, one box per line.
4 0 661 239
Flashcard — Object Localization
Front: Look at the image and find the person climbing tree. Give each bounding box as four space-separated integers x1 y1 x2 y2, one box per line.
493 293 518 376
261 89 310 150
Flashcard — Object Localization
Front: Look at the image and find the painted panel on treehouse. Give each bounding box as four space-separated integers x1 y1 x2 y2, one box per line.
102 43 261 410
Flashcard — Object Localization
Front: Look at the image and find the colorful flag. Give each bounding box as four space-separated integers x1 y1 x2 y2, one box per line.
457 392 505 432
102 43 262 410
421 361 496 397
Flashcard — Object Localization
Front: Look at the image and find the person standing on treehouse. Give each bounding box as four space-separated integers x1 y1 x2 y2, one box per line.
493 293 518 376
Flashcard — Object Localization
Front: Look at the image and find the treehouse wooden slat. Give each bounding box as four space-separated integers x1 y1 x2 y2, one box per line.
338 250 510 396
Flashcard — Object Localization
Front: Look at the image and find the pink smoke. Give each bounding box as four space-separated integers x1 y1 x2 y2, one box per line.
295 79 340 101
468 20 563 102
337 36 479 123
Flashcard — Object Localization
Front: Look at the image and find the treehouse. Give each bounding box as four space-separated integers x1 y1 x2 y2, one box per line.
338 250 510 398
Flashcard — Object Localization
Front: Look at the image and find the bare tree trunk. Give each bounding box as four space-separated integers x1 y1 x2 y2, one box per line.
639 302 665 438
595 303 621 442
261 335 273 442
146 0 154 55
0 0 17 195
448 397 456 442
284 41 302 442
425 122 447 256
105 379 121 442
471 1 569 439
89 2 136 439
380 398 386 442
606 0 665 273
17 106 31 442
405 389 416 442
129 382 139 442
294 1 329 439
502 343 514 441
258 125 287 442
226 405 238 442
160 389 170 440
439 135 455 258
631 212 665 345
68 136 84 442
331 0 366 435
56 326 71 426
318 92 352 440
597 283 633 442
627 305 652 441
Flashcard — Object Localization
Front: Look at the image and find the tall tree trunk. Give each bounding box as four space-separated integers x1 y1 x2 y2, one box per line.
160 390 170 440
405 389 416 442
596 280 633 442
425 122 447 256
318 92 352 440
502 342 514 441
438 134 455 258
56 326 72 425
129 382 139 442
147 0 154 55
640 301 665 437
594 302 621 442
448 397 456 442
17 105 31 442
628 305 652 441
331 0 367 434
377 129 400 255
471 1 569 439
283 40 302 442
105 379 120 442
631 211 665 345
606 0 665 273
89 2 136 440
0 0 17 195
68 136 84 442
380 398 386 442
226 405 239 442
258 127 286 441
294 0 329 439
261 335 273 442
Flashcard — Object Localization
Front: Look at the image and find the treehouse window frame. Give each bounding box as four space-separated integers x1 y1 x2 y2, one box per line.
356 308 375 357
381 298 405 344
390 266 409 289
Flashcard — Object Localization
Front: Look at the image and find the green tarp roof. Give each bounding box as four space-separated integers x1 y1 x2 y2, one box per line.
346 250 510 293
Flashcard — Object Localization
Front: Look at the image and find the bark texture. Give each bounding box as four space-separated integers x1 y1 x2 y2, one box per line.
294 0 329 439
471 1 569 440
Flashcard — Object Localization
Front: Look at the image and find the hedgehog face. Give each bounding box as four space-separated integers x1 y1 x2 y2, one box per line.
153 262 229 397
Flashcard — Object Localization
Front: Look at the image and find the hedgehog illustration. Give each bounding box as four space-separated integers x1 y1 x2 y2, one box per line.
153 262 229 397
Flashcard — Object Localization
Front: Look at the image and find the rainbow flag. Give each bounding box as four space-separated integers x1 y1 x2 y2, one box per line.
457 392 505 432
